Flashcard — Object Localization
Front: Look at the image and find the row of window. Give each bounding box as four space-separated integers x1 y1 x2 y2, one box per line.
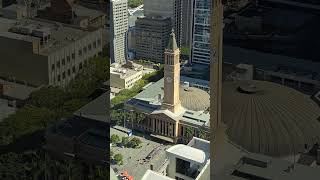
54 61 87 82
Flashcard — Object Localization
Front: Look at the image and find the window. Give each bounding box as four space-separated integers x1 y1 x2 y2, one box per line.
51 64 55 70
67 56 70 63
57 75 61 81
79 50 82 56
88 44 92 50
62 72 66 79
79 63 83 70
62 59 65 65
68 69 71 76
56 61 60 68
72 66 76 73
72 53 75 59
93 42 97 48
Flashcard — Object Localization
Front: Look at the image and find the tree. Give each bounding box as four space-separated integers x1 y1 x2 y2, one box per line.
185 127 194 141
196 125 208 140
113 154 123 165
128 0 143 8
59 98 90 118
111 134 120 144
110 150 114 160
128 137 142 148
29 86 67 109
2 105 57 141
121 137 129 147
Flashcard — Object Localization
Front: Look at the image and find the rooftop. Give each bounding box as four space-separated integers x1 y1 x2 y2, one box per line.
222 80 320 157
110 64 142 79
0 79 38 100
166 144 207 163
126 78 210 126
224 45 320 81
141 170 174 180
0 17 96 55
74 92 108 123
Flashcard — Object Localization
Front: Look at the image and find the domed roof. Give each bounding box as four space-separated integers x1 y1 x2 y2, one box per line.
180 86 210 111
222 80 320 157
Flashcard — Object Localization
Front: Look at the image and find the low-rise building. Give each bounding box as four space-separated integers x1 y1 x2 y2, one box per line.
110 62 143 89
45 93 108 164
142 137 210 180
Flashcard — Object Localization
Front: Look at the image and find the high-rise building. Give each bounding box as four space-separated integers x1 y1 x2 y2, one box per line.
190 0 212 65
110 0 128 64
180 0 194 47
135 16 172 63
144 0 174 18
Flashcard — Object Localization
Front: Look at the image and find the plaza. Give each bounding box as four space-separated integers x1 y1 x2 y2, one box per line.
110 127 172 179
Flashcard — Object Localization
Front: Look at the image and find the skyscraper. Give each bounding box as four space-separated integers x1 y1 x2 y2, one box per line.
190 0 212 65
135 16 172 63
110 0 128 64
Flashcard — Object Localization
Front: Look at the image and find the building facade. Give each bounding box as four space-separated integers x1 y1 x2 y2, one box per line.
110 63 143 89
110 0 128 64
190 0 212 65
135 16 172 63
144 0 174 19
0 17 103 87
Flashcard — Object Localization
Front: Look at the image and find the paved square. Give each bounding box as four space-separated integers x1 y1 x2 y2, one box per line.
110 127 172 179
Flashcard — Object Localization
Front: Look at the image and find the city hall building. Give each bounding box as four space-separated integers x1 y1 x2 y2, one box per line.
125 31 210 143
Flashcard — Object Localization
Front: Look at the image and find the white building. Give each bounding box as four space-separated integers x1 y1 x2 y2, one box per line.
110 63 143 90
110 0 128 64
141 137 210 180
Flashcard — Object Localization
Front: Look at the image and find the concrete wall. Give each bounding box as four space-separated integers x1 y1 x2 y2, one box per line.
0 36 48 86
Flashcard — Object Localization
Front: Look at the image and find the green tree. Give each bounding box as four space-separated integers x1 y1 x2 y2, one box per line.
185 126 194 141
29 86 67 109
59 98 90 118
113 154 123 165
128 0 143 8
111 134 120 144
2 105 57 141
121 137 129 147
110 150 114 160
128 137 142 148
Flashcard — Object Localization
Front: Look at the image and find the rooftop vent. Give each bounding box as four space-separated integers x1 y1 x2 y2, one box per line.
237 84 261 94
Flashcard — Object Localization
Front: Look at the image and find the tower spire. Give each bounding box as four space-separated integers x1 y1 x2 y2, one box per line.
167 29 178 51
162 29 181 113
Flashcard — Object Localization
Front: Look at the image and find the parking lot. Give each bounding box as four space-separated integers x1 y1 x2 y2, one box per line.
110 127 172 179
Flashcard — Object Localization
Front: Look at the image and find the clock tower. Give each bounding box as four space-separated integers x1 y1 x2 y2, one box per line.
162 30 182 113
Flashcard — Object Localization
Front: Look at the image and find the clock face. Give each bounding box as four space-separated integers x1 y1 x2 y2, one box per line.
166 77 172 83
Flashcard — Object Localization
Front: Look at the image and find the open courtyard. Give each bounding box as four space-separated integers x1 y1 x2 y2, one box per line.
110 127 172 179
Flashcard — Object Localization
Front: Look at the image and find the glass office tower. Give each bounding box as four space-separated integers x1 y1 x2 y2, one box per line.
190 0 211 65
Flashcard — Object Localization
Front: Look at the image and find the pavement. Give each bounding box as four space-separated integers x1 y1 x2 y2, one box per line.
0 98 15 122
110 127 172 179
